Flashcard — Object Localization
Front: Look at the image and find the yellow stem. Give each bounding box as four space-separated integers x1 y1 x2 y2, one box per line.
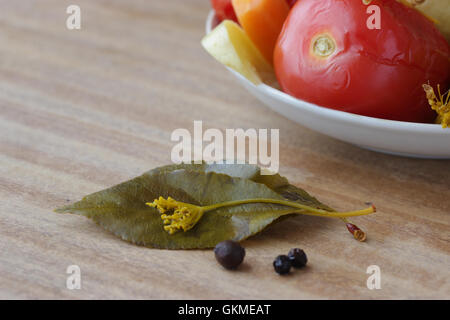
202 198 375 219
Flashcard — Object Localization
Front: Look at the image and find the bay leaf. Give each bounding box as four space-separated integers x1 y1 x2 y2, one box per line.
56 169 299 249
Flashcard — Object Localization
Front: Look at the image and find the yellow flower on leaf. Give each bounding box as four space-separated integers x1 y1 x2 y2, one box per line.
146 197 206 234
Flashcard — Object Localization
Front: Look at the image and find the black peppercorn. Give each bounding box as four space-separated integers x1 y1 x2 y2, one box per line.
288 248 307 268
273 255 292 275
214 240 245 269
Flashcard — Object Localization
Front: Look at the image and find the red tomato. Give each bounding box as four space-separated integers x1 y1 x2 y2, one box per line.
274 0 450 123
211 0 238 23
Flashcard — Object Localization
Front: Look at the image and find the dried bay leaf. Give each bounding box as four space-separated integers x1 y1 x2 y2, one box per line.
56 169 299 249
57 163 338 249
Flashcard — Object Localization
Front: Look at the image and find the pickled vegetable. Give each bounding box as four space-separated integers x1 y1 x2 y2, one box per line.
232 0 290 64
201 20 274 84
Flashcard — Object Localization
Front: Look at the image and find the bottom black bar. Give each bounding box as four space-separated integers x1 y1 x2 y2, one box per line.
0 300 447 318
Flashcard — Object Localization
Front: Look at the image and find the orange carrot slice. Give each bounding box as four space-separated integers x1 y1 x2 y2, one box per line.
232 0 290 64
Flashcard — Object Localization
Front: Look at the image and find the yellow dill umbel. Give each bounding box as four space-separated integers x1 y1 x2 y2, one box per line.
423 84 450 128
147 197 206 234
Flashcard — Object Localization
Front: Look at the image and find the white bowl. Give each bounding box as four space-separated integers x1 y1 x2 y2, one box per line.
205 11 450 159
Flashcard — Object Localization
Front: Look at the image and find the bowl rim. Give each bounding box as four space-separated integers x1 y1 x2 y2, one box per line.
205 10 450 135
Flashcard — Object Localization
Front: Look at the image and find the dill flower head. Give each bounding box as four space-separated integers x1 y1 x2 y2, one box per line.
423 84 450 128
146 197 205 234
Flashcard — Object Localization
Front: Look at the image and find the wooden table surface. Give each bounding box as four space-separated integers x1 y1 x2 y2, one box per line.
1 0 449 300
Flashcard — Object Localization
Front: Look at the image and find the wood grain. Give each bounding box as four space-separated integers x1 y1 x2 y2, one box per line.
0 0 449 299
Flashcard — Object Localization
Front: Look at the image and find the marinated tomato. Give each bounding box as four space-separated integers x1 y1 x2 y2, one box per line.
274 0 450 123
